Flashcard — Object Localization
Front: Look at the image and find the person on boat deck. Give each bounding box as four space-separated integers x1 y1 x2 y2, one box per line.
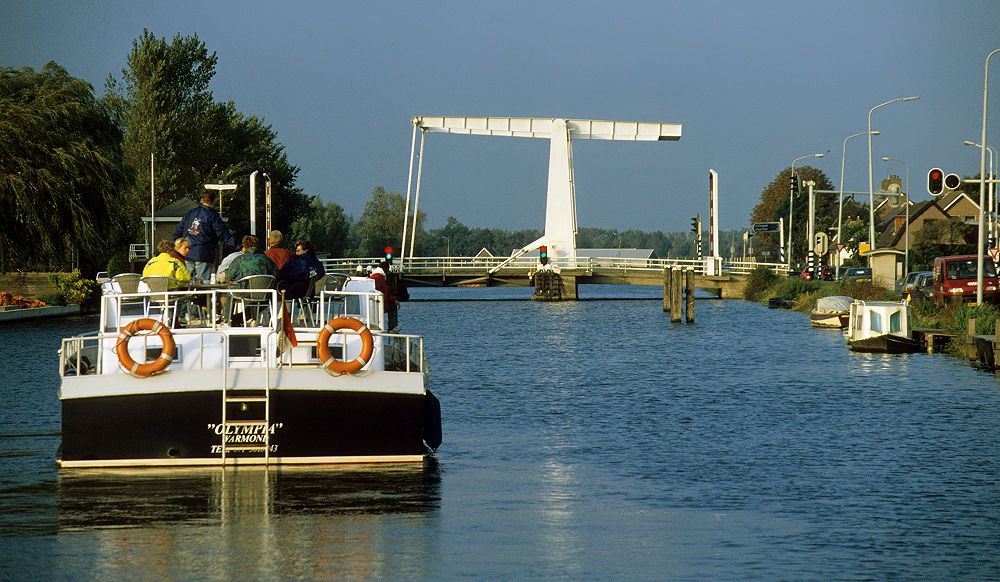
216 248 244 283
264 230 295 270
171 237 191 265
369 259 399 331
173 188 239 283
276 240 325 300
142 240 191 289
226 235 278 283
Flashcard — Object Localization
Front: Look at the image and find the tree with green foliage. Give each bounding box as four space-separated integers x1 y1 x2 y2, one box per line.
0 62 131 273
106 30 309 243
290 196 353 257
751 166 840 263
354 187 424 257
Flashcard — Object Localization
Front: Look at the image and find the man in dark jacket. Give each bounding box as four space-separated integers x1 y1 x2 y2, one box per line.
174 189 239 282
277 241 326 300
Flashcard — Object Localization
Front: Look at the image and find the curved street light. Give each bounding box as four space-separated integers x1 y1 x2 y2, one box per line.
838 131 879 279
867 96 919 261
788 152 825 266
882 157 909 276
965 140 997 246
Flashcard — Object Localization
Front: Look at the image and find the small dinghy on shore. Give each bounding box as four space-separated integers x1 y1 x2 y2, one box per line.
844 300 921 353
810 295 852 329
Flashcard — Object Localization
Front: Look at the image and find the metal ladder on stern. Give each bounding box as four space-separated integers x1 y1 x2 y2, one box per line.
219 336 272 465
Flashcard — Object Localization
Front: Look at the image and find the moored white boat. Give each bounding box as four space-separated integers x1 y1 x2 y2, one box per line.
810 295 852 329
844 299 920 353
57 276 441 468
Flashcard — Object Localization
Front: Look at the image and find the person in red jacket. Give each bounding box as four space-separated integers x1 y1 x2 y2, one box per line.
369 260 399 331
264 230 294 270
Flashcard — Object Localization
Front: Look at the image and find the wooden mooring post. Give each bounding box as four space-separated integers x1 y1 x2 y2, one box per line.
966 318 1000 372
662 266 694 323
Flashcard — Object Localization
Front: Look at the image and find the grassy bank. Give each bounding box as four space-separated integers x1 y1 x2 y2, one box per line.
743 265 998 354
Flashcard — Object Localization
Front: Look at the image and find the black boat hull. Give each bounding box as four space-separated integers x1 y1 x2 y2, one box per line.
60 389 441 467
847 334 921 354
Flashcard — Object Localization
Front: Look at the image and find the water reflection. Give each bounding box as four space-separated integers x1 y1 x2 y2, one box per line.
56 460 441 579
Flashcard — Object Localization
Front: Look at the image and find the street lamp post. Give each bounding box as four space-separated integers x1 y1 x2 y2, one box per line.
788 153 825 266
867 96 919 262
964 141 996 247
838 131 879 279
976 49 1000 304
882 157 909 277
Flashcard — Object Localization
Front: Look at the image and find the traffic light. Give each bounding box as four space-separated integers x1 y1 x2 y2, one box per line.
928 168 943 195
384 247 393 261
691 215 700 234
789 173 799 195
539 245 548 265
944 173 961 191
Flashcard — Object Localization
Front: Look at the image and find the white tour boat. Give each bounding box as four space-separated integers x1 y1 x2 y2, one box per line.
57 275 441 468
844 299 920 353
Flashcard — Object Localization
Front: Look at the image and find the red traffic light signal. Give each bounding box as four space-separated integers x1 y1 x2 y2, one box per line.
539 245 548 265
928 168 943 195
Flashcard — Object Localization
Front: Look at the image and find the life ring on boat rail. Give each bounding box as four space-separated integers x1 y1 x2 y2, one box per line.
316 317 373 375
115 318 176 377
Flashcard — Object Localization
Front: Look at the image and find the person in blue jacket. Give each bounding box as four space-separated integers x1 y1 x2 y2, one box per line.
277 240 326 300
173 189 239 283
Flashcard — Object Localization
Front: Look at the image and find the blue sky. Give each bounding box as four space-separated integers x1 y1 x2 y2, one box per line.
5 1 1000 234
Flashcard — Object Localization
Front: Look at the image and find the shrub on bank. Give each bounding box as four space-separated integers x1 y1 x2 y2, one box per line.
773 278 819 300
46 270 97 305
945 303 999 353
743 266 779 302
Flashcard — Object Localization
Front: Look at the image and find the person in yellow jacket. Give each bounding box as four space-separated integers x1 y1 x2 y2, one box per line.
142 240 191 288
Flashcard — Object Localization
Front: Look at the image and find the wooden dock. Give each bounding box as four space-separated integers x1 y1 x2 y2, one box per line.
966 318 1000 371
912 328 953 354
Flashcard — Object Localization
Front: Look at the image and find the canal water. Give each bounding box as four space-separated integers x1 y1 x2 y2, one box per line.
2 286 999 580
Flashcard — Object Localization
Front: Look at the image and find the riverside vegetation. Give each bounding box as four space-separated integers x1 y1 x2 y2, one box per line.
743 265 998 354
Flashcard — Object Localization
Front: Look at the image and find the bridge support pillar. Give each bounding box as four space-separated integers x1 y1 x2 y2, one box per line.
531 271 577 300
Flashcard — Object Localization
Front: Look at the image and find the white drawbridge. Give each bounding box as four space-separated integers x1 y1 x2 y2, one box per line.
400 117 682 269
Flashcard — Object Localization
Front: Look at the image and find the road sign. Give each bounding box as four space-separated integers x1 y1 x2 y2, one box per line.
990 248 999 263
752 222 780 233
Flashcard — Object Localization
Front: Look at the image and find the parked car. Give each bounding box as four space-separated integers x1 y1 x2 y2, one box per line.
904 272 934 300
897 270 933 296
932 255 1000 306
841 267 873 284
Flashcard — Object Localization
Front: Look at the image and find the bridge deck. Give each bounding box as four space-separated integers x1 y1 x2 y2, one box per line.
320 257 780 299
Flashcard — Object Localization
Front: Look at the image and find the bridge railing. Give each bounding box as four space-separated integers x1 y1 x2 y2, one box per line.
323 256 708 275
320 257 788 278
721 260 790 276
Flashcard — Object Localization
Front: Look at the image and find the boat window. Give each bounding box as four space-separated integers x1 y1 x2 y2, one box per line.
854 314 863 330
229 335 262 358
889 310 901 333
869 310 882 333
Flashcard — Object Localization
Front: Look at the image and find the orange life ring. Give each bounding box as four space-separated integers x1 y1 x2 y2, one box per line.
115 318 176 377
316 317 374 375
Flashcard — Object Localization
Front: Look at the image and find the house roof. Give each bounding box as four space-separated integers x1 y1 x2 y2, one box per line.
875 199 947 248
937 191 979 214
150 197 198 218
